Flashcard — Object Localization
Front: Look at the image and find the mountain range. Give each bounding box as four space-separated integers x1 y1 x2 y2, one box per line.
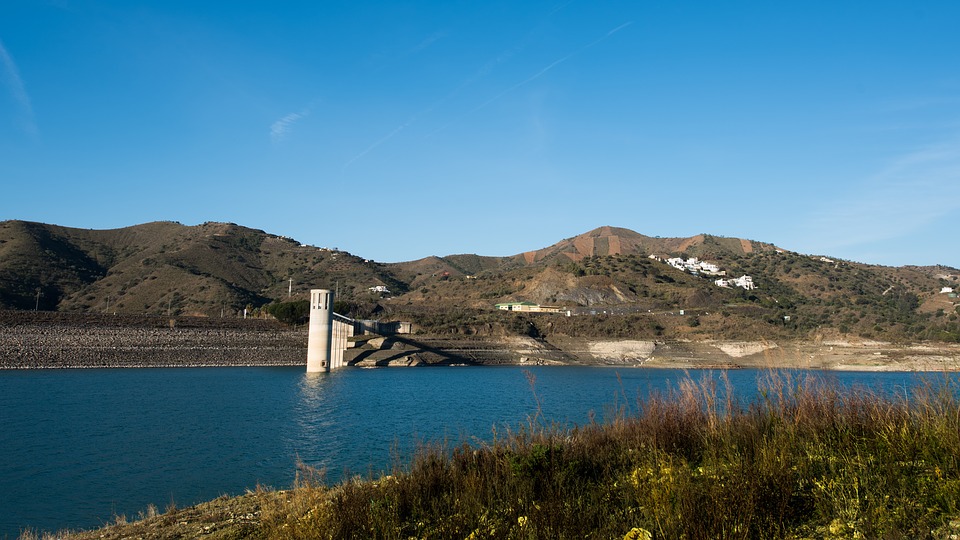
1 220 958 342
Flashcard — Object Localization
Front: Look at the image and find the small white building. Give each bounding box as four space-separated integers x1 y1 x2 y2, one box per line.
716 275 756 290
369 285 391 294
732 275 756 290
666 257 687 271
698 262 725 276
942 287 955 294
495 302 563 313
660 256 728 278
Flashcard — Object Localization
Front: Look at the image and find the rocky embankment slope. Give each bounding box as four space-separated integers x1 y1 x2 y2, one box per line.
0 311 306 368
3 311 959 370
546 335 960 371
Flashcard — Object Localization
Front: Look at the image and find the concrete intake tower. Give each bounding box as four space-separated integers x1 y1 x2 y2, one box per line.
306 288 412 371
306 289 334 372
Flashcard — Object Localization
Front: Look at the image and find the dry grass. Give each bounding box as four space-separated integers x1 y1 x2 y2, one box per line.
255 370 960 539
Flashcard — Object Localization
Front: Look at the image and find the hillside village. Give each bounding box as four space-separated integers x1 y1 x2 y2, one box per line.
651 255 757 290
495 255 759 314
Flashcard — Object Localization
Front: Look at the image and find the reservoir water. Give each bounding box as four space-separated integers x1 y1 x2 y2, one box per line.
0 366 953 537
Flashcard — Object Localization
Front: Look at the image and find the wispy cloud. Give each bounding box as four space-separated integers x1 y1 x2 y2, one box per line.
802 140 960 252
270 106 313 144
0 39 38 137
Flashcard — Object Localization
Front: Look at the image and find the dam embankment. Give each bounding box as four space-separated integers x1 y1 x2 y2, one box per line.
3 311 960 370
0 311 306 368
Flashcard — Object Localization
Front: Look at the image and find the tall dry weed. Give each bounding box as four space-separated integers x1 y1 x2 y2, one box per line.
259 369 960 539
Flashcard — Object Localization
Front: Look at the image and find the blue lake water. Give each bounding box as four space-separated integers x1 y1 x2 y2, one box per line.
0 365 954 538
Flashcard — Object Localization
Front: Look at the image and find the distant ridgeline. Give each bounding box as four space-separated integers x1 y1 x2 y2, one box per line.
1 220 958 342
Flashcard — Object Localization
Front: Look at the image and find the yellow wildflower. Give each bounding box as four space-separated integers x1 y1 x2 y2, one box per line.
624 527 653 540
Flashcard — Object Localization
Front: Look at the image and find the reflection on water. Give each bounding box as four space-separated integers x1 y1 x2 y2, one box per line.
290 372 343 475
299 370 334 395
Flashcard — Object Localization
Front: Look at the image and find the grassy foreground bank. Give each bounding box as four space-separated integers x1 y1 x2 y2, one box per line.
55 371 960 539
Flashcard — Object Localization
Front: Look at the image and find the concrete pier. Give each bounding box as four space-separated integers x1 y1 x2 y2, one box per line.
306 289 334 372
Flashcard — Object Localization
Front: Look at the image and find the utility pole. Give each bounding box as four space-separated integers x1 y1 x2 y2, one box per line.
288 278 293 298
34 288 41 311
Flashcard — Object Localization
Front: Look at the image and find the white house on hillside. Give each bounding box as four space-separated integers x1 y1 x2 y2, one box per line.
698 262 722 275
665 257 725 276
715 275 756 291
667 257 687 271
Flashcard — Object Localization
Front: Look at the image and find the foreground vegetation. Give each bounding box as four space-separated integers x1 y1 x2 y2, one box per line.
57 371 960 539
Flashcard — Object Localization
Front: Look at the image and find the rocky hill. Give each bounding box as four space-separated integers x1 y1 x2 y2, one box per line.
511 225 780 265
1 220 958 343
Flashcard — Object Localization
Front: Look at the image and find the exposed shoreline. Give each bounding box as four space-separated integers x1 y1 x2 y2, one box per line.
0 362 305 370
2 311 959 371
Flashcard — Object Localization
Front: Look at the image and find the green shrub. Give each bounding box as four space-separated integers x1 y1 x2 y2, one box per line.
265 299 309 325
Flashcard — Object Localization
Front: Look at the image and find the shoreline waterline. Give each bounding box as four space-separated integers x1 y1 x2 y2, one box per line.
3 354 960 371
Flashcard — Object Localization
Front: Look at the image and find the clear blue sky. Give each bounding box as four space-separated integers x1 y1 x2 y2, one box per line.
2 1 959 268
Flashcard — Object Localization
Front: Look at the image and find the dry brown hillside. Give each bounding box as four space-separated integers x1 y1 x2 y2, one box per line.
513 226 780 265
0 220 404 315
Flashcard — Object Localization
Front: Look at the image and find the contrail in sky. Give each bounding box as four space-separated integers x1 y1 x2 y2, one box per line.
431 21 633 136
408 31 447 55
476 21 634 111
342 16 632 170
0 39 37 136
547 0 578 17
342 121 412 171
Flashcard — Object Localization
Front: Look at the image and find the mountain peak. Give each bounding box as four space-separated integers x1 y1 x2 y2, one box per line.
578 225 647 239
514 227 776 265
